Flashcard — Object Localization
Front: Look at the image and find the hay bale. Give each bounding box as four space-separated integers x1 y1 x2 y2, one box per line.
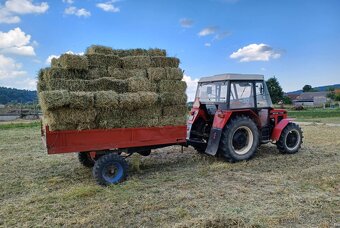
94 91 119 109
108 68 147 79
122 56 151 69
148 49 166 56
119 93 141 110
37 69 47 92
87 67 109 79
138 92 159 107
159 80 187 93
159 116 186 126
85 45 114 55
127 77 153 92
96 109 122 129
39 90 70 111
151 57 180 68
44 68 89 81
47 79 89 91
86 54 122 68
166 67 183 80
160 92 187 106
69 92 94 109
55 54 88 70
162 105 188 117
93 78 128 93
147 67 167 82
51 58 60 68
46 108 97 131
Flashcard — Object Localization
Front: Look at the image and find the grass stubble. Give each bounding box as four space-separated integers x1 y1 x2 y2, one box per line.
0 124 339 227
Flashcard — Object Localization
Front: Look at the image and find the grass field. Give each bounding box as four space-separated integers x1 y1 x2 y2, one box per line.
0 123 339 227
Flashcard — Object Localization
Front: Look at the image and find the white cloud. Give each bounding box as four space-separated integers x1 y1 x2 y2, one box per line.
45 51 84 64
64 6 91 17
0 0 49 24
62 0 74 4
5 0 48 14
1 76 37 90
214 31 231 40
179 18 193 28
0 54 26 79
198 26 218 37
204 42 211 47
182 74 199 102
96 1 120 13
230 43 281 62
0 27 36 56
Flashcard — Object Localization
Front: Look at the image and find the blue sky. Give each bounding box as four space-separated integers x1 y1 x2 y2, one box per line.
0 0 339 100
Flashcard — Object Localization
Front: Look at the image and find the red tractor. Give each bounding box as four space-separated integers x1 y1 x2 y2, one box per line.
187 73 303 162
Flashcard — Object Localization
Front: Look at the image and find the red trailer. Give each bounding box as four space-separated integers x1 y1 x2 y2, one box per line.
41 124 186 185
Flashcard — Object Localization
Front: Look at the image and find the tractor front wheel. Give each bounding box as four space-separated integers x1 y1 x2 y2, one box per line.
93 153 128 186
276 123 303 154
218 116 259 162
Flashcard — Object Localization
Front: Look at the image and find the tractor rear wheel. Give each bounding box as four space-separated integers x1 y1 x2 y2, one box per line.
218 116 259 162
93 153 128 186
276 123 303 154
78 152 95 168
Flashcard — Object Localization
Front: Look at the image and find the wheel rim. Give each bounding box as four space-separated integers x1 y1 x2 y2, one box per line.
102 162 124 183
232 126 254 155
285 129 300 151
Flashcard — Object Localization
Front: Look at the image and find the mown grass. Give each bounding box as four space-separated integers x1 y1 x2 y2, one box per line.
0 120 40 129
0 125 339 227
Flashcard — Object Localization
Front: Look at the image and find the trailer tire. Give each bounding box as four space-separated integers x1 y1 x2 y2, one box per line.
78 152 95 168
93 153 128 186
276 123 303 154
218 115 259 162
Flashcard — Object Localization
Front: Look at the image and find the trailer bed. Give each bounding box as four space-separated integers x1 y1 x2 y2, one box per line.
42 125 187 154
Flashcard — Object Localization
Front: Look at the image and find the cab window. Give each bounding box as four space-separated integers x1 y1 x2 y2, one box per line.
255 82 272 108
197 82 228 103
230 82 254 109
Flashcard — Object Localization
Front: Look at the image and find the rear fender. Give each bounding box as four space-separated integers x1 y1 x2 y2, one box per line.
205 110 232 155
271 118 294 141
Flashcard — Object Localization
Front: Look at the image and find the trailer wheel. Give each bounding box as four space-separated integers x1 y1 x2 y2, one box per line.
276 123 303 154
93 153 128 186
78 152 95 168
218 115 259 162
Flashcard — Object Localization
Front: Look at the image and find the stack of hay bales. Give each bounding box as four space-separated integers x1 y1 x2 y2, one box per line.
38 45 187 131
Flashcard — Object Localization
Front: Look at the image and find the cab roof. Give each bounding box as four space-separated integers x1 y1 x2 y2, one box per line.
198 73 264 83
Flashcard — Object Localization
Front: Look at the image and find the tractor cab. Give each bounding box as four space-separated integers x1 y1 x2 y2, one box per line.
187 74 302 162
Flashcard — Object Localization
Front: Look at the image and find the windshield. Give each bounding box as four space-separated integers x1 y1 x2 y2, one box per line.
196 81 228 103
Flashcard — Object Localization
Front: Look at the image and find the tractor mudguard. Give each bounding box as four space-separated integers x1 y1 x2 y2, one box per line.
271 118 294 141
205 110 232 155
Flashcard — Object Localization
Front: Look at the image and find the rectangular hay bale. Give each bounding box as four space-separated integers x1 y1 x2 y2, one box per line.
54 54 88 70
86 45 115 55
44 67 89 81
127 77 153 92
151 57 180 68
69 92 94 109
93 78 128 93
47 79 89 91
162 105 188 117
87 67 109 79
108 68 147 79
158 116 187 126
160 92 187 106
147 67 167 82
166 67 183 80
94 91 119 109
158 80 187 93
39 90 70 111
86 54 122 68
122 56 151 69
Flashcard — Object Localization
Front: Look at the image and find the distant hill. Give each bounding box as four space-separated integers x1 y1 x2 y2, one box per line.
0 87 37 105
286 84 340 95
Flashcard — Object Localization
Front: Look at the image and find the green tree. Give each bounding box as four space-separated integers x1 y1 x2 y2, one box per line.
282 96 292 104
303 85 313 92
327 87 335 100
266 77 284 104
